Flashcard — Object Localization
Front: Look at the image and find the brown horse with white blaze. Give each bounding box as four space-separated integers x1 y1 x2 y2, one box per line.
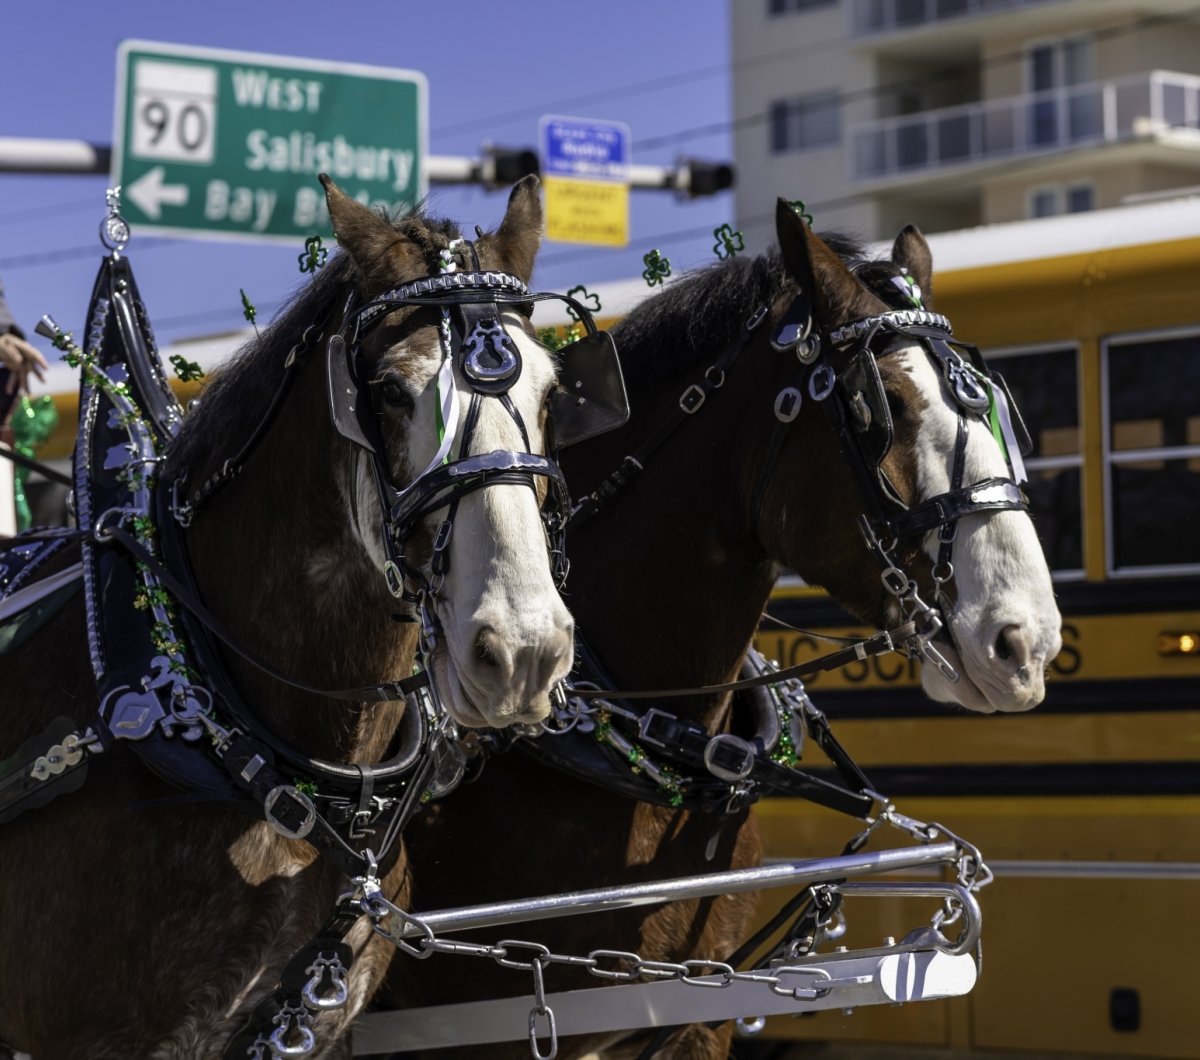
0 176 571 1058
380 202 1061 1058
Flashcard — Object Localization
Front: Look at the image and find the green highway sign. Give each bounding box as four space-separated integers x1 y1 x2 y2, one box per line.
113 40 426 243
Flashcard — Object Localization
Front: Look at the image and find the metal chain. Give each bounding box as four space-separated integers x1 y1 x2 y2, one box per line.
361 802 987 1060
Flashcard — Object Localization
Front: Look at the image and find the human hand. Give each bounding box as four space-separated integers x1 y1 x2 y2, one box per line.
0 332 49 395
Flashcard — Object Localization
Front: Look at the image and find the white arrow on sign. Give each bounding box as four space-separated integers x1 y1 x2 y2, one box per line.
126 166 190 220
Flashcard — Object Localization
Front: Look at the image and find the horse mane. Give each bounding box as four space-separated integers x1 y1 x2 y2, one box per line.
164 210 463 485
611 232 874 399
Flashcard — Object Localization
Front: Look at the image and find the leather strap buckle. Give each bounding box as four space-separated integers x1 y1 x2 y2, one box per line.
703 733 756 782
263 785 317 840
638 707 683 750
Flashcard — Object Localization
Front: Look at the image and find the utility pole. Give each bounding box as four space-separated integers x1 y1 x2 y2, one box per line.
0 138 734 197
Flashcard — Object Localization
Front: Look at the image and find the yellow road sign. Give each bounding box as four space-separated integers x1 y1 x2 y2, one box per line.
543 176 629 247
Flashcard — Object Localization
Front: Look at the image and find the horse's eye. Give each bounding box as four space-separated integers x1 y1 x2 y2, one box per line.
378 377 413 410
886 390 907 419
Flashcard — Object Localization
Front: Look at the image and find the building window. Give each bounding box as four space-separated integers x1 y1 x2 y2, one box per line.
770 93 841 153
1026 36 1099 147
986 345 1083 577
770 0 836 14
1027 182 1094 218
1103 328 1200 575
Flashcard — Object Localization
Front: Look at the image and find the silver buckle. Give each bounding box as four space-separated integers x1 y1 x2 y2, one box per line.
703 733 755 782
263 785 317 840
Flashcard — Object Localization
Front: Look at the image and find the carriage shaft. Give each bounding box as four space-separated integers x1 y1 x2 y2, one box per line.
380 842 960 939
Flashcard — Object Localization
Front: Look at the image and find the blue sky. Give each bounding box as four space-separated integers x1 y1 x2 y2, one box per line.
2 0 734 358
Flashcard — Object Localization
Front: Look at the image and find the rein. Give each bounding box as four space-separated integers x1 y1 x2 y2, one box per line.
0 444 72 486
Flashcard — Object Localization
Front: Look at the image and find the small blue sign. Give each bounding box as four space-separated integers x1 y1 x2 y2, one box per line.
540 115 631 182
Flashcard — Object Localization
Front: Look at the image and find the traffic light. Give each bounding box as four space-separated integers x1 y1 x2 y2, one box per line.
680 158 735 198
482 145 540 189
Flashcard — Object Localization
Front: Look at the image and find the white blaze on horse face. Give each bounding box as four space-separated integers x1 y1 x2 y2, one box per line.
899 350 1062 713
350 312 573 728
432 313 574 728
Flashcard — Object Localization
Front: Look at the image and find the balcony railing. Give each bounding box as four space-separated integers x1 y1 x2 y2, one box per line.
851 71 1200 182
851 0 1058 36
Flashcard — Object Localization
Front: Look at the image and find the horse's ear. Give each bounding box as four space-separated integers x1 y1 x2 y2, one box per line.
775 198 875 325
891 224 934 309
320 173 421 292
491 175 543 284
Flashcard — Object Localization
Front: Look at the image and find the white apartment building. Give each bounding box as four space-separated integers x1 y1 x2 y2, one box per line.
732 0 1200 245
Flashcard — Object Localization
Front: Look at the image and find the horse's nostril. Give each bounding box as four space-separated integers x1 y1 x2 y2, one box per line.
475 629 502 669
994 625 1032 670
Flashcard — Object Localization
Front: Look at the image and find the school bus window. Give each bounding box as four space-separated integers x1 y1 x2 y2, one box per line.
985 345 1082 576
1104 328 1200 574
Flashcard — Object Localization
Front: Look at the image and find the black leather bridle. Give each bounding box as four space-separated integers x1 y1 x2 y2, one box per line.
329 262 570 629
762 300 1032 621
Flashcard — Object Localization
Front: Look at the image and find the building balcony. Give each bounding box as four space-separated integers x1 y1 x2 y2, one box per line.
850 71 1200 186
849 0 1200 56
851 0 1056 37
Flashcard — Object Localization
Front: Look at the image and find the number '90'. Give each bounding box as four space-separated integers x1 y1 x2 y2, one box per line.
140 98 208 151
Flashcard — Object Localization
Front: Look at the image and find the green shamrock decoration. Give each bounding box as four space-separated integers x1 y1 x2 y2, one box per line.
298 234 328 274
169 354 205 383
239 289 257 325
537 327 565 351
642 249 672 288
565 285 602 323
712 224 745 260
787 199 814 227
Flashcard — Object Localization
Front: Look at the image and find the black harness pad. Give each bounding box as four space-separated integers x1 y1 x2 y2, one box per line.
550 331 630 448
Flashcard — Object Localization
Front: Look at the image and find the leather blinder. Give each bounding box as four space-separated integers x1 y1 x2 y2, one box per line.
325 333 379 454
549 330 630 448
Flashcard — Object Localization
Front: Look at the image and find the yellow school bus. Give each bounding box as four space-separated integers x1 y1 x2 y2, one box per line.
750 198 1200 1059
